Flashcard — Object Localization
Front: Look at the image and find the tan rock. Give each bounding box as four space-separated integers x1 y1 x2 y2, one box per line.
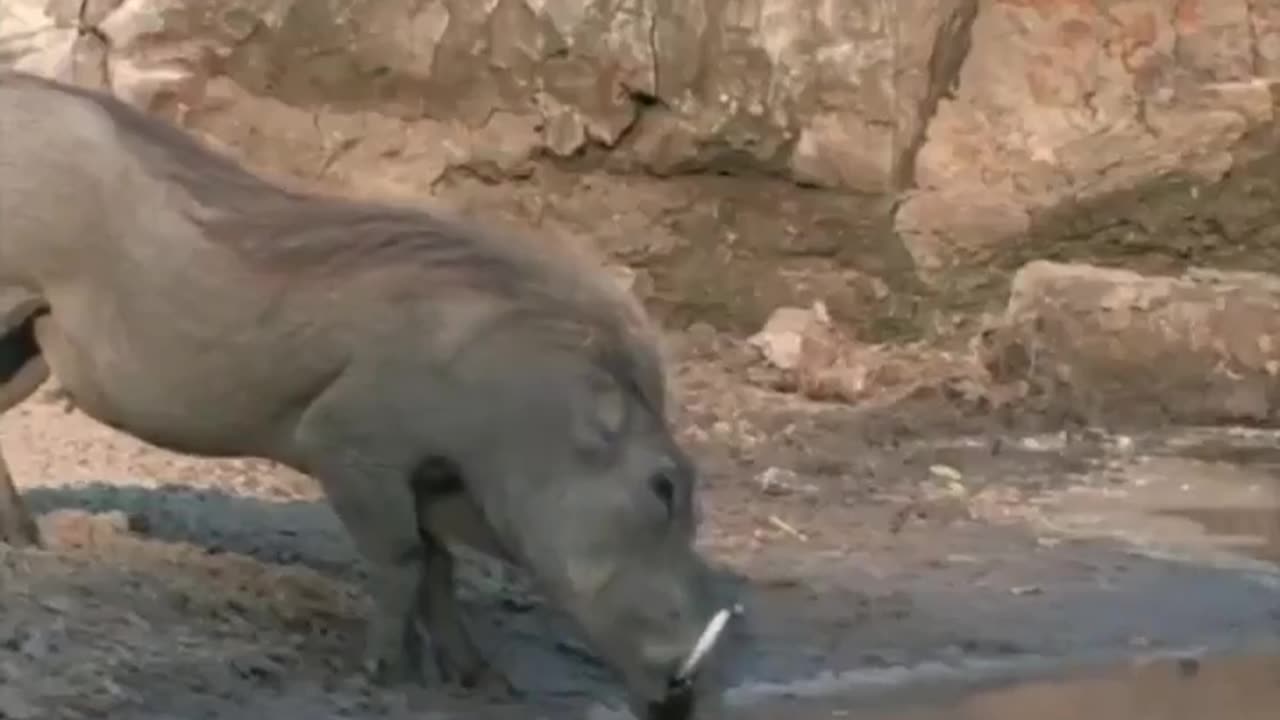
1 1 78 80
898 0 1279 284
4 0 947 194
3 0 1279 336
748 302 835 372
982 261 1280 425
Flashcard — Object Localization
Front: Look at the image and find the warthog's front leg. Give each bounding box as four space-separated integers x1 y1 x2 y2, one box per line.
417 531 513 694
0 451 40 547
294 384 431 685
314 459 427 684
295 371 514 693
0 315 52 548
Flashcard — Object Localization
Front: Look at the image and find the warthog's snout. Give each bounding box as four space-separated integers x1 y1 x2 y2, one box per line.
643 604 742 720
555 541 741 720
556 551 734 720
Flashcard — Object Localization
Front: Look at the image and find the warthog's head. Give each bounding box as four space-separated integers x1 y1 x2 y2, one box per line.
454 331 737 719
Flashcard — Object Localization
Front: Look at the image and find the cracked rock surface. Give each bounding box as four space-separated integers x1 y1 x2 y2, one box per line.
2 0 1279 334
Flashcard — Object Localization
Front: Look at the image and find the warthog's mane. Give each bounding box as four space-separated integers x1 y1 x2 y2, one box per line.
4 72 668 413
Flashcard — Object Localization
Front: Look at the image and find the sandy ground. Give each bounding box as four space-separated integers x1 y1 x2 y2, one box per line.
1 329 1279 720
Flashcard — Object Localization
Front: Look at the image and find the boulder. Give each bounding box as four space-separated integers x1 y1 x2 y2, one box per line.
3 0 975 193
982 260 1280 425
896 0 1280 286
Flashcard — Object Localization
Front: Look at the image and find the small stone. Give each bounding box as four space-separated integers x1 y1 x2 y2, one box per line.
747 303 832 371
756 466 800 496
18 628 53 659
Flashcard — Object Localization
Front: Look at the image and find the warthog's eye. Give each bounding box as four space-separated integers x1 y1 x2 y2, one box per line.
649 472 676 517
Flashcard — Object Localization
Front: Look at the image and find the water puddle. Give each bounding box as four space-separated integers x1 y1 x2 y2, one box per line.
1157 505 1280 564
1146 433 1280 565
868 653 1280 720
730 653 1280 720
1025 444 1280 575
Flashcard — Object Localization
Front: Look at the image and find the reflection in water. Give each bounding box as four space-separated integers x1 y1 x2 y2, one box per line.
1158 506 1280 563
844 654 1280 720
1146 436 1280 565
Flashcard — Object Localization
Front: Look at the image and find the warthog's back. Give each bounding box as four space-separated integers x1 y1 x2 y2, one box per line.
0 72 667 454
0 73 150 285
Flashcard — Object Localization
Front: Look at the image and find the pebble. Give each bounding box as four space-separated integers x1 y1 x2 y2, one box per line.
756 466 801 496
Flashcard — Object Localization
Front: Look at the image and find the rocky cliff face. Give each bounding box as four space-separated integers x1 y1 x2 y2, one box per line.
3 0 1277 338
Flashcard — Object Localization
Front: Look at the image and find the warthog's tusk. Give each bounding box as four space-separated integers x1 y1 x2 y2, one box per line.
673 603 743 684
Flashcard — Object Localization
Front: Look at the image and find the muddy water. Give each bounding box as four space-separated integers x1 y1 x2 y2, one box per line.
731 653 1280 720
1160 505 1280 563
1150 433 1280 565
711 430 1280 720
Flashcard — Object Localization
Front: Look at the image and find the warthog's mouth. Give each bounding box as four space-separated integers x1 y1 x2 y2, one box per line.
646 603 744 720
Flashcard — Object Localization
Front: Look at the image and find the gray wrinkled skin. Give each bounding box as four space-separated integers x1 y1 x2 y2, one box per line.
0 72 733 719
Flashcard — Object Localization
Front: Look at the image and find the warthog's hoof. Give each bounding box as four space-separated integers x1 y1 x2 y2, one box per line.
434 653 520 699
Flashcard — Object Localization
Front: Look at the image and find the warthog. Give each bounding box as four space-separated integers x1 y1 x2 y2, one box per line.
0 71 738 719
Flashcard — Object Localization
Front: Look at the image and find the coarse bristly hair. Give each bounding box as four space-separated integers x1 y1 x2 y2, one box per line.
2 71 670 414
